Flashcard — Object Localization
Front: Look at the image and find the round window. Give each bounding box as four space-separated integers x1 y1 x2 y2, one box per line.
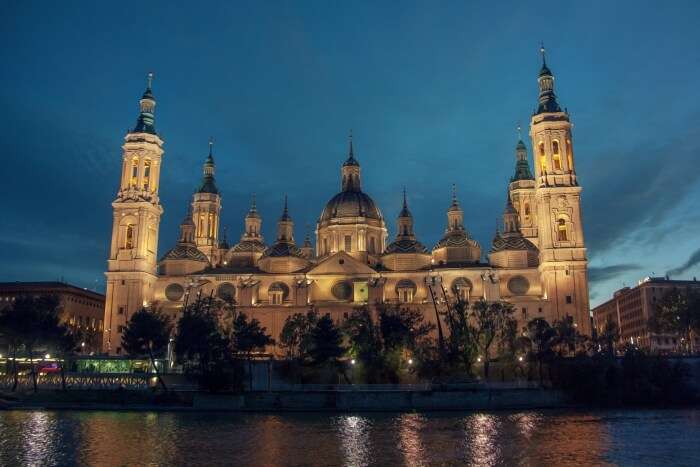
507 276 530 295
331 281 353 301
165 283 185 301
217 282 236 302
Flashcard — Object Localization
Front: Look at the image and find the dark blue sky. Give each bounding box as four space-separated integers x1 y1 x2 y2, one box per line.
2 1 700 305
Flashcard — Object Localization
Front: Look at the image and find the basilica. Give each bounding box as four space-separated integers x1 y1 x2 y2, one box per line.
102 51 590 355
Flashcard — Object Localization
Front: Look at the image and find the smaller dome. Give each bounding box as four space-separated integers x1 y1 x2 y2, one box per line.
434 230 479 250
197 178 219 194
385 238 428 254
261 241 305 258
160 245 208 262
490 234 538 254
231 239 267 253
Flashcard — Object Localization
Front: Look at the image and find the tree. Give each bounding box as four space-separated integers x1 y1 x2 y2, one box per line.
50 324 81 391
442 299 478 378
308 314 345 367
174 299 230 391
231 312 274 389
121 308 173 391
650 287 700 354
0 295 63 392
343 307 385 383
597 319 620 359
469 299 516 381
522 318 557 384
552 315 587 357
279 309 318 362
379 304 434 353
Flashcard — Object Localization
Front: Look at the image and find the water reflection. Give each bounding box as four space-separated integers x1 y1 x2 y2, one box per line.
397 413 426 466
0 409 698 466
464 413 501 466
336 415 372 467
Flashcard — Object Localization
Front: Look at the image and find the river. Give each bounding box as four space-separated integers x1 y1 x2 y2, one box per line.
0 409 698 466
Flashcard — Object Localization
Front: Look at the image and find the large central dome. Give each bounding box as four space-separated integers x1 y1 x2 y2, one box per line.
315 134 388 259
320 191 383 222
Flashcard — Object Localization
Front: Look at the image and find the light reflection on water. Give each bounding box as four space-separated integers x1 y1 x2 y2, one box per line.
0 409 698 466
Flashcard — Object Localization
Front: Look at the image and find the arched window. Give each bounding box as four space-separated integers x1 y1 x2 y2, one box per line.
557 219 568 242
124 224 135 249
451 277 473 303
344 235 352 252
566 139 574 171
147 226 156 253
368 237 376 254
208 213 215 237
130 159 139 187
538 142 547 173
142 160 151 190
198 214 205 237
396 279 417 303
268 282 289 305
323 238 329 254
552 140 562 170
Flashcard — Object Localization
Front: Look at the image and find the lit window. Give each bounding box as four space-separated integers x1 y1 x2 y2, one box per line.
124 224 135 249
552 140 561 170
130 159 138 187
142 160 151 190
566 139 574 170
539 142 547 172
557 219 568 242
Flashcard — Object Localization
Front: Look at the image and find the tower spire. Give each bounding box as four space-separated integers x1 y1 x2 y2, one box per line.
197 140 219 194
133 72 157 134
535 44 562 114
399 186 412 218
341 130 361 191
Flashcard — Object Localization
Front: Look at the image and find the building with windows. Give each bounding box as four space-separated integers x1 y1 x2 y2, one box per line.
0 282 105 353
103 50 591 355
592 277 700 353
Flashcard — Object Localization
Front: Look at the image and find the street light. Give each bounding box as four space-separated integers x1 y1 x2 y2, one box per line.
477 356 482 363
45 354 51 360
407 358 413 365
350 359 356 365
518 356 523 362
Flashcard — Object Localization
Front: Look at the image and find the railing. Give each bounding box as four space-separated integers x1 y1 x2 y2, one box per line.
0 373 152 391
265 381 540 392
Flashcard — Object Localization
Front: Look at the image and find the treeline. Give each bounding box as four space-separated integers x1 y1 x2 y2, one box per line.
0 295 90 391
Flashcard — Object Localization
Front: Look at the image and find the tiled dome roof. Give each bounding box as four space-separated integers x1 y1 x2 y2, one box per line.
231 239 266 253
434 230 480 250
261 241 305 258
160 245 208 262
320 191 382 222
490 233 538 253
385 238 428 254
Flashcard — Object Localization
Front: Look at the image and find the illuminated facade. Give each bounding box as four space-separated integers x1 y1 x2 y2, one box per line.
103 51 591 355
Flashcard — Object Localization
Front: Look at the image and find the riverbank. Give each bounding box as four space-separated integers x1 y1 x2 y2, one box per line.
0 386 572 412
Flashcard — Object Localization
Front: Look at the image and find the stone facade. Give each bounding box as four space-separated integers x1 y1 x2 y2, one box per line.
103 52 591 355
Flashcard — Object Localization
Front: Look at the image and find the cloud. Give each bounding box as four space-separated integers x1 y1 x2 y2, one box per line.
588 263 641 284
667 247 700 277
582 121 700 257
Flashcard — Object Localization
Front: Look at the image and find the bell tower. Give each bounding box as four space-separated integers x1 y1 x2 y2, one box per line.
530 47 590 333
104 73 164 354
192 140 221 261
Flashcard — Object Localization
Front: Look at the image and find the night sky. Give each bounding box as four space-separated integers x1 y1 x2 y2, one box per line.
2 1 699 306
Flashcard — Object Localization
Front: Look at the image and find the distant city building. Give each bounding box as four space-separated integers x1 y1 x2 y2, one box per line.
103 50 591 355
592 277 700 353
0 282 105 353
